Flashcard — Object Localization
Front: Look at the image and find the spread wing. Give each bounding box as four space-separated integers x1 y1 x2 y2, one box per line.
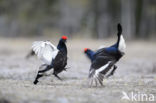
90 56 114 75
32 41 59 65
88 56 115 86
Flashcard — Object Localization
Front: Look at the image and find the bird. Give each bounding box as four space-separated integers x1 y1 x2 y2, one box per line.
32 36 68 84
84 48 117 79
84 23 126 87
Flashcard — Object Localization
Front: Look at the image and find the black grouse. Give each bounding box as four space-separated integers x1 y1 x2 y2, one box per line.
84 24 126 87
84 48 117 79
32 36 68 84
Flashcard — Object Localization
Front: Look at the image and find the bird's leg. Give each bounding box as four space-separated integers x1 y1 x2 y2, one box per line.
64 67 70 71
53 72 62 80
33 73 43 85
38 65 52 73
63 68 67 71
95 78 98 87
33 65 52 85
89 78 93 87
106 65 117 78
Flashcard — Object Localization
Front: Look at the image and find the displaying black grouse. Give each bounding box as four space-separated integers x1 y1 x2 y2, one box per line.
32 36 68 84
84 24 126 86
84 48 117 78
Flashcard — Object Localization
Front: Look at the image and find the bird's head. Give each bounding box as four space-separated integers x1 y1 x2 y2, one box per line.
58 35 68 54
84 48 90 53
60 35 68 43
84 48 95 62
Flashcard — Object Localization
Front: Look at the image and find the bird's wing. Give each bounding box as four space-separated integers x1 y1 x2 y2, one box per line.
95 47 118 57
90 56 114 71
88 56 115 85
32 41 59 65
95 47 109 55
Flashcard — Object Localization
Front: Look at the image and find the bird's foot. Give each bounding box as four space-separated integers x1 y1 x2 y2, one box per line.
53 73 62 81
64 68 67 71
56 76 62 81
33 80 39 85
64 67 70 71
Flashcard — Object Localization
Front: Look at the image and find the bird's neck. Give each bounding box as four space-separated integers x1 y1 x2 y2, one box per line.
86 50 95 62
57 41 67 54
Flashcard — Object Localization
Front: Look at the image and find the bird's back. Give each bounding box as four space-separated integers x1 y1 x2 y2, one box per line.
94 47 122 61
90 47 122 74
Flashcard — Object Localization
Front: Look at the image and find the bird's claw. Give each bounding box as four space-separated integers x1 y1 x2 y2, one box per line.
33 80 39 85
53 73 63 81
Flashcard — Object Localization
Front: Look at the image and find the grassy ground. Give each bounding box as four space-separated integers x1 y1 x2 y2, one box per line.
0 38 156 103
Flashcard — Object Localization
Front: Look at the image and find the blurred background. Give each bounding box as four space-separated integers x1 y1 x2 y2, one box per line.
0 0 155 39
0 1 156 103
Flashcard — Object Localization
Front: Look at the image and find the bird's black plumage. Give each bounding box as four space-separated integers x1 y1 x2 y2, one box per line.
84 23 126 87
52 50 67 79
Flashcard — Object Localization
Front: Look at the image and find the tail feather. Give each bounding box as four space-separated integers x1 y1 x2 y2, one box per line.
117 23 122 35
88 69 104 87
26 50 35 59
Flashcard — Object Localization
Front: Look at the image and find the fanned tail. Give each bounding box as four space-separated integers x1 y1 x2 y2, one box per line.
88 69 104 87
